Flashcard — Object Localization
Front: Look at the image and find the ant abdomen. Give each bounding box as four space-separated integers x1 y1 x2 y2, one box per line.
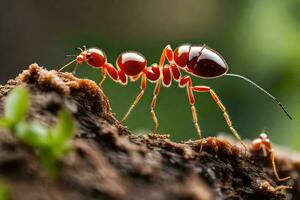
174 45 228 78
187 46 228 78
117 51 147 76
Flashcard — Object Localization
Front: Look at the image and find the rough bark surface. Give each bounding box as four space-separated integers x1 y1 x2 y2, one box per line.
0 64 299 200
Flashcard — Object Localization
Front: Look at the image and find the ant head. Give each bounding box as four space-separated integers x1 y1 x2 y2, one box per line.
64 46 88 64
251 133 272 152
259 133 269 140
75 46 87 64
76 50 88 64
258 133 272 150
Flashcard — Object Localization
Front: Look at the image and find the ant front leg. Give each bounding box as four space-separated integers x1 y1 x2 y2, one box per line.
72 63 79 75
192 85 248 154
99 67 107 86
99 63 119 86
121 73 146 123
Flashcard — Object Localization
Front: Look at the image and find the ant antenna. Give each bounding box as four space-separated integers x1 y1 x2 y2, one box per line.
75 47 83 51
58 59 77 71
64 54 77 58
225 73 292 120
261 126 267 133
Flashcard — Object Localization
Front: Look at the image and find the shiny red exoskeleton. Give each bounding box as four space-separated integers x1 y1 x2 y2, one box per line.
251 133 290 181
59 44 292 153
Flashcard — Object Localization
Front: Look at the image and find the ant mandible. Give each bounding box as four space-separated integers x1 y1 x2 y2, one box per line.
58 44 292 153
251 133 290 181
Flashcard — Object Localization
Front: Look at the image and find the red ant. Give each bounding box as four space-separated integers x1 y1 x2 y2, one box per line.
251 132 290 181
58 44 292 153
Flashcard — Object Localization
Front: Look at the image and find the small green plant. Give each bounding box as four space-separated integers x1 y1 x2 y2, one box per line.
0 86 29 130
0 180 9 200
0 86 75 177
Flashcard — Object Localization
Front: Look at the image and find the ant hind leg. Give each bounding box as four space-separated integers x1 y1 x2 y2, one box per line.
192 85 248 155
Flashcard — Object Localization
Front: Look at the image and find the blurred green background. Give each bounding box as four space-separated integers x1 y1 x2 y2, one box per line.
1 0 299 149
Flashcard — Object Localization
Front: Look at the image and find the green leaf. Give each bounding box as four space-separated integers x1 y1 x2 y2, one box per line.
1 86 75 178
4 86 29 124
0 181 10 200
15 121 49 148
0 118 12 129
50 110 74 144
39 151 58 178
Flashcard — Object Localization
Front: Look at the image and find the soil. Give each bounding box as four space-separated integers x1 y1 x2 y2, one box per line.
0 64 299 200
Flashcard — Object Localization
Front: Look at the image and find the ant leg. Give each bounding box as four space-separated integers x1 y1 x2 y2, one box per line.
121 74 146 123
149 44 173 129
143 64 161 133
262 145 267 157
187 87 202 140
192 86 248 154
170 64 181 81
272 185 293 192
270 150 290 181
99 67 107 86
159 45 174 67
72 63 79 75
98 64 118 114
150 79 162 133
260 180 292 192
130 74 141 82
179 76 203 148
118 70 128 85
162 64 172 87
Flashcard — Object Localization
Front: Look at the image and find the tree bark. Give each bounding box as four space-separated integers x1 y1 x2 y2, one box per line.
0 64 299 200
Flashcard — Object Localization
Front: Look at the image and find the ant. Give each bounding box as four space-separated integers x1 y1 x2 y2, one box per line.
251 132 290 181
58 44 292 153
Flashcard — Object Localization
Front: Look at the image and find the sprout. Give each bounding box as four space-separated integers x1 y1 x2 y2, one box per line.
0 86 75 177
